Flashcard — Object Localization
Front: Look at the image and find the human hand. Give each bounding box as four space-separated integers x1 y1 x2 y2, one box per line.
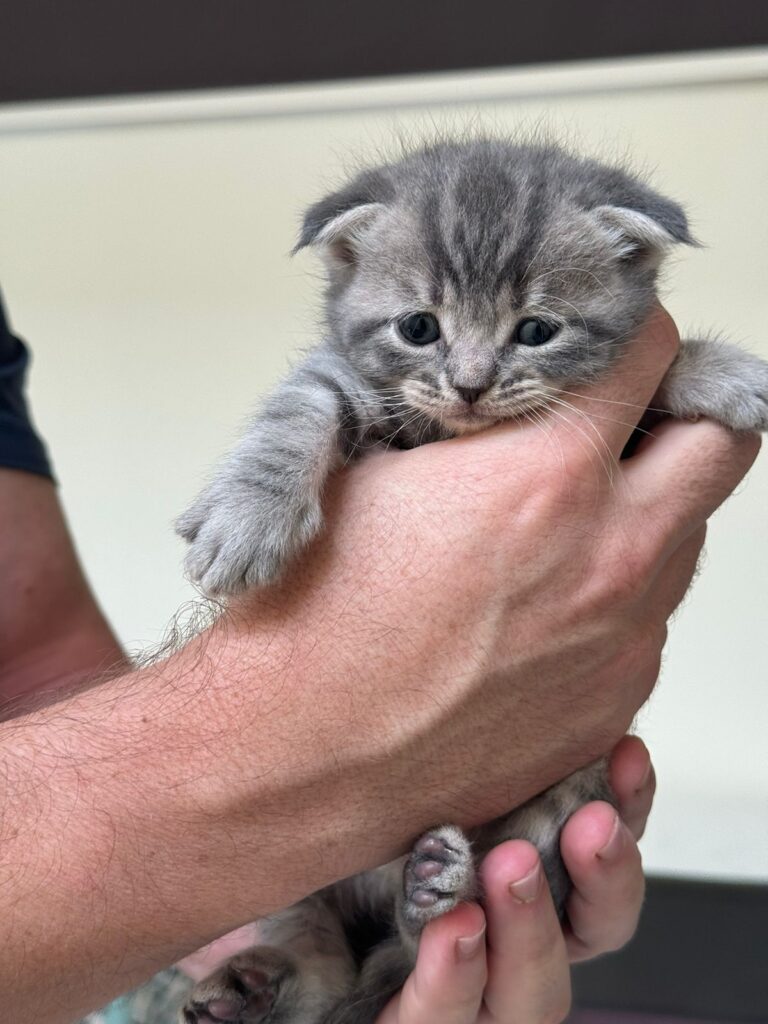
213 306 758 892
376 737 654 1024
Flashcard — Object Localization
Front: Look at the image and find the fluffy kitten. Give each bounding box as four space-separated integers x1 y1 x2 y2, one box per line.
177 139 768 1024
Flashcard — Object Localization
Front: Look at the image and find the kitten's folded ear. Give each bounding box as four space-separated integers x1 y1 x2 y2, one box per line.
293 172 390 267
592 194 699 262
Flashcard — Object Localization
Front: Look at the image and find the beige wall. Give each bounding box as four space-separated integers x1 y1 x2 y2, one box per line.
0 52 766 880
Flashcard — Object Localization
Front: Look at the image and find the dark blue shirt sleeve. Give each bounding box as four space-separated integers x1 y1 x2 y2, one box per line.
0 290 54 480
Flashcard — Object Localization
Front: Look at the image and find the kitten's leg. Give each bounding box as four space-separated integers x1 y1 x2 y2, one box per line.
324 940 412 1024
326 769 611 1024
656 338 768 432
179 894 356 1024
474 760 613 919
329 826 478 1024
395 825 478 958
315 864 415 1024
176 353 369 594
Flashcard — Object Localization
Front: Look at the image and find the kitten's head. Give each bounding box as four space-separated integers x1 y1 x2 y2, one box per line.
296 140 695 432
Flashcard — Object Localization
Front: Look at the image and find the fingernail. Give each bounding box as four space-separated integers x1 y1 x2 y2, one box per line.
597 813 625 861
455 924 486 962
508 863 542 904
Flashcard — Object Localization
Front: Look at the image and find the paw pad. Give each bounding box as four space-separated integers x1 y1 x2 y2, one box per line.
181 952 287 1024
401 826 476 933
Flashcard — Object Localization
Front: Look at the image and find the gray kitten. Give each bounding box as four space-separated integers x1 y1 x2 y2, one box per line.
177 139 768 1024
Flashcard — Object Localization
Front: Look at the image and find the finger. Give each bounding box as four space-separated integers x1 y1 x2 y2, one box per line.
560 802 644 961
378 903 487 1024
623 416 761 551
481 841 571 1024
607 736 656 841
555 305 680 459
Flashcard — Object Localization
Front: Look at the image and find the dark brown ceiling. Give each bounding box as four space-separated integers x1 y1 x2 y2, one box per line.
1 0 766 104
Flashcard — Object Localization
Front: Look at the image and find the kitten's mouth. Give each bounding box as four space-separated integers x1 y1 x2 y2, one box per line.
440 397 550 432
407 390 554 434
437 401 495 426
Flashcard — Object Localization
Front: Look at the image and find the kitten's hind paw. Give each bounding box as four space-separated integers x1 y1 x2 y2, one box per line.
399 826 477 937
179 949 293 1024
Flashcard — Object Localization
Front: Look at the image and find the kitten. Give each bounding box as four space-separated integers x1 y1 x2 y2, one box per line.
177 138 768 1024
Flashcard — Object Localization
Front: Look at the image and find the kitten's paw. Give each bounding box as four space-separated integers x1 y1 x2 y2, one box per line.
662 342 768 433
730 385 768 432
177 484 323 595
400 826 477 934
706 356 768 431
179 948 294 1024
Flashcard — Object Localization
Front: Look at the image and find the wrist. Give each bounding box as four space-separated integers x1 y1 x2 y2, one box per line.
182 609 421 892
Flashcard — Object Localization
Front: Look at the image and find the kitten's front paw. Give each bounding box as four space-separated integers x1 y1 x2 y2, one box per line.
177 484 322 596
711 356 768 431
180 948 293 1024
732 384 768 432
662 343 768 432
399 826 477 936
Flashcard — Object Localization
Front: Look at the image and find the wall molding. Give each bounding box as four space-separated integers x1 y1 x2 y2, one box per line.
0 47 766 137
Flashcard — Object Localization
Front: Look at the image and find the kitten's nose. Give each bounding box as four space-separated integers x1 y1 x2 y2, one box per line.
455 385 488 405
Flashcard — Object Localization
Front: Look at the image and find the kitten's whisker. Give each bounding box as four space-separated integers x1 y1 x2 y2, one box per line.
521 405 568 481
547 399 656 438
366 410 416 427
537 384 670 417
530 266 616 300
379 409 428 449
534 293 589 342
527 303 569 332
545 401 617 488
519 234 551 285
550 396 622 477
547 404 615 486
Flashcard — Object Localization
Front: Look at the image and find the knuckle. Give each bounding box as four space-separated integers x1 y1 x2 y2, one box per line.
600 913 642 954
729 428 762 476
585 539 653 613
697 420 761 480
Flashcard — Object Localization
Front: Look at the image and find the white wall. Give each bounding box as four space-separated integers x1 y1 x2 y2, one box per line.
0 51 766 881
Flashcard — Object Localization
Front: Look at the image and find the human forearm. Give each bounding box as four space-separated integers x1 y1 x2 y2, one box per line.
0 624 372 1024
0 470 126 708
0 292 125 707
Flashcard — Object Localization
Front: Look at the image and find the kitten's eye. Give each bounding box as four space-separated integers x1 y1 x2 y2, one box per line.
515 318 556 346
397 313 441 346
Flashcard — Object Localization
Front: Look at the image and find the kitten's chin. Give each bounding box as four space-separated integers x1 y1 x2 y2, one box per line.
440 398 553 434
439 409 501 434
445 418 494 435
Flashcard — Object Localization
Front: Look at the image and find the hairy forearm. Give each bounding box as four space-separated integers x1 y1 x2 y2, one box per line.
0 619 370 1024
0 470 126 707
4 592 492 1024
